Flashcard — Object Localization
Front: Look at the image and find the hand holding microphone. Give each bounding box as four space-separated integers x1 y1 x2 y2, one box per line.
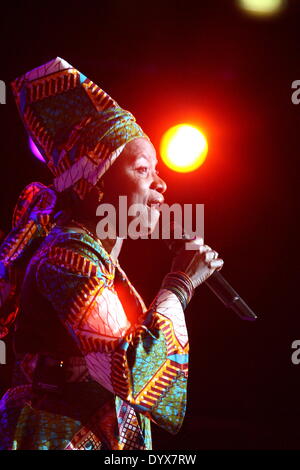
165 229 258 321
171 237 224 289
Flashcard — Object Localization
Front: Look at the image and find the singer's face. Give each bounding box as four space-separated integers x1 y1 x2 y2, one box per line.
102 138 167 235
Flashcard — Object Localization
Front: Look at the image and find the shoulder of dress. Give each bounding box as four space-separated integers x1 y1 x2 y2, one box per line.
37 225 114 279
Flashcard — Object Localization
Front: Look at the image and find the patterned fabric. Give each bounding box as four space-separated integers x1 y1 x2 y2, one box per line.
0 58 189 450
0 224 189 450
11 57 148 200
1 57 149 336
12 405 81 450
0 183 57 338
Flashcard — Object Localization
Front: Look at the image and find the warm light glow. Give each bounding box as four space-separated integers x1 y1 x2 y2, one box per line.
29 137 45 162
160 124 208 173
237 0 286 16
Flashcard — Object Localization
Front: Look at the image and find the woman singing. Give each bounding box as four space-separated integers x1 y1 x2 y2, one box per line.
0 57 223 450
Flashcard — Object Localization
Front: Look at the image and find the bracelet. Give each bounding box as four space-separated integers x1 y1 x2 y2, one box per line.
161 271 195 310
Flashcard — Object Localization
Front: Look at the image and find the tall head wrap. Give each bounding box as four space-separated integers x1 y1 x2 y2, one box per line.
11 57 149 199
0 58 149 337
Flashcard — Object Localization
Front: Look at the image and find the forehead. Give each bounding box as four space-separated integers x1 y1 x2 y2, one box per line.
123 138 157 165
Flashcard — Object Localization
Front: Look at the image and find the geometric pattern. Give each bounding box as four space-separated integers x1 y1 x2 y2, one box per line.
150 289 189 349
36 224 189 437
64 426 102 450
0 183 57 338
0 219 189 449
11 57 148 199
116 400 146 450
0 57 191 450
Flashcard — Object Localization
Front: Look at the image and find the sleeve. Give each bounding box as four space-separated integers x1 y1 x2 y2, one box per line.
36 238 189 435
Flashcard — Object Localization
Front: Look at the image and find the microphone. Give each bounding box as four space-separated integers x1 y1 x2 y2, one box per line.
164 225 258 321
203 271 258 321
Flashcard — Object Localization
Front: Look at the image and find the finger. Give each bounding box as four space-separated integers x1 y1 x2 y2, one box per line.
209 259 224 270
207 250 218 259
185 237 204 251
199 244 210 254
204 251 217 263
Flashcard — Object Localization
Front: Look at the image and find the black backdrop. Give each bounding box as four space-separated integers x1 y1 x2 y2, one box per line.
0 0 299 449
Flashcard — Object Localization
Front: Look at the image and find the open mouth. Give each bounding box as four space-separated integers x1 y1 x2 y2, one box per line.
147 202 161 210
146 198 164 210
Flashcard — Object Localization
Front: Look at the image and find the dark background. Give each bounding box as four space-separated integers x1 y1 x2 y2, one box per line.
0 0 299 449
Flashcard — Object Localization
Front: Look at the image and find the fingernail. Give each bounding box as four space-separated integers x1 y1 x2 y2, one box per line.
210 259 223 268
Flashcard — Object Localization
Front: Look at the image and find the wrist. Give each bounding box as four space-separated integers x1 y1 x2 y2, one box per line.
161 271 195 310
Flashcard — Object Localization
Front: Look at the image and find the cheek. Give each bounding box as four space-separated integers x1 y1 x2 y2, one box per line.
104 168 149 206
105 180 142 204
127 182 148 205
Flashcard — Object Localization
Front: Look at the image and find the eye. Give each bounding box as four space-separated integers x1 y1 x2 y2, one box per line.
136 166 149 175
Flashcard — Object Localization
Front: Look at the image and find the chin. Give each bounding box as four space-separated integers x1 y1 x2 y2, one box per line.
127 205 160 238
148 208 160 228
147 207 160 232
137 210 160 237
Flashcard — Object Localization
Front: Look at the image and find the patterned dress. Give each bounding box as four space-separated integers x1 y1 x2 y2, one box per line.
0 224 189 450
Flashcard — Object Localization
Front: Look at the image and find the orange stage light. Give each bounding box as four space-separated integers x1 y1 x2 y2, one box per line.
160 124 208 173
237 0 286 17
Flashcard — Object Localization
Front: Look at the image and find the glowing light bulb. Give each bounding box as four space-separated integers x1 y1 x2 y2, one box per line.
160 124 208 173
237 0 286 16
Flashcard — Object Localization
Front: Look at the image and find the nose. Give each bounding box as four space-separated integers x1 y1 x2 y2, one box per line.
150 172 167 194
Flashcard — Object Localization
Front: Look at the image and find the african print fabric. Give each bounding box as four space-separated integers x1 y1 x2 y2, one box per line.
0 57 188 450
11 57 148 199
0 183 57 338
0 222 189 450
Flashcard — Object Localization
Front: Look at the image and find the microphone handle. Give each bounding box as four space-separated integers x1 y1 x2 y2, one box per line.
164 232 258 321
204 271 258 321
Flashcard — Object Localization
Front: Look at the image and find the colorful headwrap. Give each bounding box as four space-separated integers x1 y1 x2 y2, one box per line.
11 57 149 199
0 58 149 336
